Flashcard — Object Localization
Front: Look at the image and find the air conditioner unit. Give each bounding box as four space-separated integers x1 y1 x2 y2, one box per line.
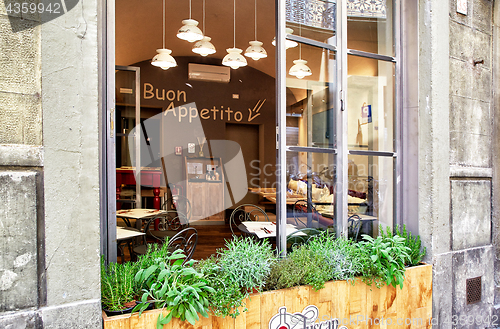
188 63 231 83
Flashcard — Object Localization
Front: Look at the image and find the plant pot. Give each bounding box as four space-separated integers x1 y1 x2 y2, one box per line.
103 301 137 316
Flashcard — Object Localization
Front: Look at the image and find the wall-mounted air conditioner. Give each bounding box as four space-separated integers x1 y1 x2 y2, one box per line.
188 63 231 83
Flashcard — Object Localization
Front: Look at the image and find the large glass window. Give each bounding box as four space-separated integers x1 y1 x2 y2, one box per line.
106 0 400 261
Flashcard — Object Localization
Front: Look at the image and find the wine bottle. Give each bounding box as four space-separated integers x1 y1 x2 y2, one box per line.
278 307 290 329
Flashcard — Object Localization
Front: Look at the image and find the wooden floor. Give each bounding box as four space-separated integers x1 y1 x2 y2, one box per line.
118 224 238 263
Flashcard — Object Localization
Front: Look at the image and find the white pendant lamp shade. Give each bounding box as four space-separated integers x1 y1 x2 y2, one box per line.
151 49 177 70
222 48 247 69
245 40 267 60
289 59 312 79
272 28 298 49
177 19 204 42
192 36 216 56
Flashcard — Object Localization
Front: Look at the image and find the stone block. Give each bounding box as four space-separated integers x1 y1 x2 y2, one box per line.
0 310 40 329
0 0 42 21
0 91 42 145
449 96 491 167
43 150 100 305
451 180 491 250
450 131 491 167
449 0 472 27
450 58 473 98
452 246 494 328
473 30 492 70
432 252 453 327
472 0 493 35
450 21 474 62
0 15 40 95
472 65 492 102
40 300 101 329
0 171 40 312
450 96 491 135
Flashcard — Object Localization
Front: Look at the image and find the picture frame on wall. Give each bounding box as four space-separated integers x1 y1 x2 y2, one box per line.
187 143 195 154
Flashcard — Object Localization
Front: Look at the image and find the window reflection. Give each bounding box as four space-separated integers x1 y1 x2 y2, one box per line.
347 0 394 56
347 56 394 152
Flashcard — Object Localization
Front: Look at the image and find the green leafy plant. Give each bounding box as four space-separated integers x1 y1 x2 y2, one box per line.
306 233 369 283
359 234 410 289
216 236 276 291
267 232 370 291
192 237 275 318
265 245 329 291
132 249 215 328
380 225 426 266
134 243 171 291
100 257 137 311
196 256 248 318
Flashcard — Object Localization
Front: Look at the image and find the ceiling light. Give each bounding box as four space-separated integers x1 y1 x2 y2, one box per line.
223 48 247 69
289 24 311 79
289 59 312 79
244 0 267 61
177 19 204 42
245 41 267 60
177 0 203 43
223 0 247 69
193 36 216 56
152 49 177 70
151 0 176 70
192 0 216 56
272 28 298 49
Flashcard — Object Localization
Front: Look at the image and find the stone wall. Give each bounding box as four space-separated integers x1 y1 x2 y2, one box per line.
0 0 102 327
420 0 496 328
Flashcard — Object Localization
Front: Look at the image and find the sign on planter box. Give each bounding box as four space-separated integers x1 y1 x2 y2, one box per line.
268 306 347 329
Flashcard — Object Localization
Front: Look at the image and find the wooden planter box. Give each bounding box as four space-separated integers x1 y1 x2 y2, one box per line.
103 263 432 329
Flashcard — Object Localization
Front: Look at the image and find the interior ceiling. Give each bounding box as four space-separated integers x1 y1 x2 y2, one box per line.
116 0 278 78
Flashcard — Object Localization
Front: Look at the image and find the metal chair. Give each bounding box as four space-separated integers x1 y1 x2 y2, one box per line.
166 227 198 263
348 214 363 241
159 194 191 231
229 204 270 235
286 227 324 252
133 227 198 263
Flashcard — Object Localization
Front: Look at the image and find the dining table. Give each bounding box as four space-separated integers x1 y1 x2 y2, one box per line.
116 208 168 229
238 221 306 239
116 226 146 262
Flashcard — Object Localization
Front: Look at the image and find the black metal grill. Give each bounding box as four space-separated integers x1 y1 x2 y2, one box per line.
466 276 482 304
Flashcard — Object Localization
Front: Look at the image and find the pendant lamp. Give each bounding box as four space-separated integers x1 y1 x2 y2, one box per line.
289 24 311 79
272 28 298 49
222 0 247 69
192 0 216 56
151 0 177 70
245 0 267 60
177 0 204 42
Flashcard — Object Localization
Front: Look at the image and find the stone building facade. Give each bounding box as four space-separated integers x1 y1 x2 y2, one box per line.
0 0 500 328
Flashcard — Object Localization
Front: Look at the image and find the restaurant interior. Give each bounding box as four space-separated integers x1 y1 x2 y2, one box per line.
113 0 395 262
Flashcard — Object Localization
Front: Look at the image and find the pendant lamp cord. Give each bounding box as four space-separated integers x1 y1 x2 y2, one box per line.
233 0 236 48
254 0 257 40
299 22 302 59
189 0 192 19
162 0 165 49
203 0 206 33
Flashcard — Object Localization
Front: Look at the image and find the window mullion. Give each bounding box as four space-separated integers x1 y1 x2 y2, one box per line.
335 0 348 238
275 0 287 257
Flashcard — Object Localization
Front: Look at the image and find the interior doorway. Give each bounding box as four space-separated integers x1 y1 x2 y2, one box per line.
225 123 260 206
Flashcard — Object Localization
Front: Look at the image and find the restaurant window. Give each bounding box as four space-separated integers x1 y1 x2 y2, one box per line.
104 0 401 262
